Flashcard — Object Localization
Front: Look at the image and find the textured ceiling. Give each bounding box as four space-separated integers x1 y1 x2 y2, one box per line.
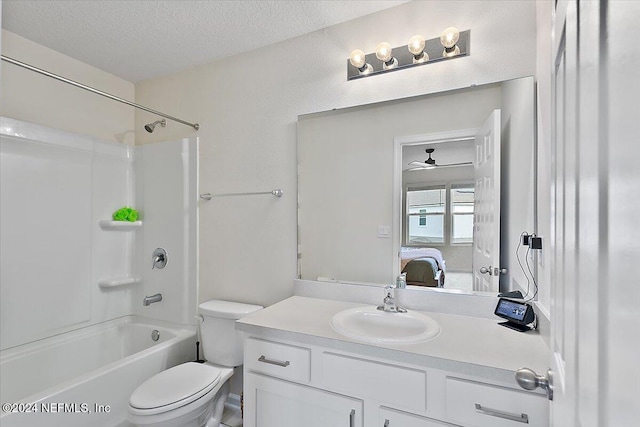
2 0 408 83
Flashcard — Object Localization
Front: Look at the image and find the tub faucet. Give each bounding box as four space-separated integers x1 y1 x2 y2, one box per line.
143 293 163 306
377 285 407 313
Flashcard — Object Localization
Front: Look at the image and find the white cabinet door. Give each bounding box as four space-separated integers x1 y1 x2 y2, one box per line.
244 372 364 427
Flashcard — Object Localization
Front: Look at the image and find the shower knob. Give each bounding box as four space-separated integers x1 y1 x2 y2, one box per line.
152 248 167 269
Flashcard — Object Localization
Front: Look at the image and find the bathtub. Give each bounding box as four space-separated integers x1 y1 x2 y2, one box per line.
0 315 196 427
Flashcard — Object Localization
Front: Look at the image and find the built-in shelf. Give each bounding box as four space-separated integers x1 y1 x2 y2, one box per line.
99 220 142 230
98 276 142 288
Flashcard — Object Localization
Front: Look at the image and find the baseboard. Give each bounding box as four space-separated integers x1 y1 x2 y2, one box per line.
225 393 241 412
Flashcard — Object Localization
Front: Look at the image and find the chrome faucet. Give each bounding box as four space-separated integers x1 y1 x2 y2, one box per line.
143 293 163 306
377 285 407 313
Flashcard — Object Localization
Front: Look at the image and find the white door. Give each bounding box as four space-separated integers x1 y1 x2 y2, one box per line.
548 0 576 423
472 110 501 293
534 1 640 426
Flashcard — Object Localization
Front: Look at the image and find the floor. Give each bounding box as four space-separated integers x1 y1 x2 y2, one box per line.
119 404 242 426
445 271 473 291
221 404 243 427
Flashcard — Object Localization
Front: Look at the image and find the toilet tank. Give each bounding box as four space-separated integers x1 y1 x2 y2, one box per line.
198 300 263 367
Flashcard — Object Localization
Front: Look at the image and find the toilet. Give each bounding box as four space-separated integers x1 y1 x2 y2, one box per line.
128 300 262 427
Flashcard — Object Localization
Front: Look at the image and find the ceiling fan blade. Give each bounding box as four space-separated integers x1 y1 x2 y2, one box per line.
435 161 473 168
408 160 472 170
408 160 436 169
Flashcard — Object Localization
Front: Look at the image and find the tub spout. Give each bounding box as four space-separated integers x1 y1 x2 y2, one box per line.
143 293 162 306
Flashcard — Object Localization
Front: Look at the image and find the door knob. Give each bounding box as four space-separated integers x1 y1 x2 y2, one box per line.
480 266 507 275
515 367 554 400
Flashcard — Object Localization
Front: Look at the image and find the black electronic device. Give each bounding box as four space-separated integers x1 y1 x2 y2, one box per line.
498 290 524 299
494 298 535 332
531 236 543 249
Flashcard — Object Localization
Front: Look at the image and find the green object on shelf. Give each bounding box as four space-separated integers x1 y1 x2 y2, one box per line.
112 207 139 222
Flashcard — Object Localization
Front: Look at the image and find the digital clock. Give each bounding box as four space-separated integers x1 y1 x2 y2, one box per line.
494 298 535 332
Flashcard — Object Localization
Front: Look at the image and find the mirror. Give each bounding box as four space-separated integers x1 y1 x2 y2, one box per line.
297 76 535 296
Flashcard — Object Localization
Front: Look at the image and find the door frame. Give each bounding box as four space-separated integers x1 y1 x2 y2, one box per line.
392 128 478 279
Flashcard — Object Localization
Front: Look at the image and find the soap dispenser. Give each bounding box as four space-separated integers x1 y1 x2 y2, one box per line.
396 273 407 289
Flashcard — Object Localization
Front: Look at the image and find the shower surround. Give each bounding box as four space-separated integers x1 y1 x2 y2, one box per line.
0 117 199 425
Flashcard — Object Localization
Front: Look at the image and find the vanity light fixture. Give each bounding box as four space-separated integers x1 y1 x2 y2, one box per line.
347 28 469 80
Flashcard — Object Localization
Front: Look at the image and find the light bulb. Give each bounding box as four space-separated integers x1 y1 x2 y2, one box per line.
375 42 397 70
349 49 373 75
440 27 460 57
407 35 428 63
375 42 392 62
408 35 425 55
440 27 460 48
349 49 366 69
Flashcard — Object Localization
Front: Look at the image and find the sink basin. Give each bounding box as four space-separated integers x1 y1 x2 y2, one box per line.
330 306 440 345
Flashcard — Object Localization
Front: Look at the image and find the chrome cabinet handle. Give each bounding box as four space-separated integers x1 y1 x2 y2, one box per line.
257 355 290 367
474 403 529 424
383 419 389 427
349 409 355 427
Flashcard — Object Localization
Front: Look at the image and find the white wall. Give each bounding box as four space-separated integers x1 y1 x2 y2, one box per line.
1 30 135 144
135 0 538 307
535 0 553 314
500 77 536 296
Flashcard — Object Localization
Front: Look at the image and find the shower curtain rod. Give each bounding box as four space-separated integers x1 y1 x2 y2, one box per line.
1 55 200 131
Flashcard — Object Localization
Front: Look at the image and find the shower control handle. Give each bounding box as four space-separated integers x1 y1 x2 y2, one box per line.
152 248 167 269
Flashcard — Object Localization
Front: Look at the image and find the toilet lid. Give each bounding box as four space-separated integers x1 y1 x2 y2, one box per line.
130 362 221 411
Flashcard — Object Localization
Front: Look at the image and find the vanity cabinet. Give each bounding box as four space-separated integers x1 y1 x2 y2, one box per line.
245 373 363 427
243 336 548 427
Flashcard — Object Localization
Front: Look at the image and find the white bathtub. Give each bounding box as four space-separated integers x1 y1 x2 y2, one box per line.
0 316 196 427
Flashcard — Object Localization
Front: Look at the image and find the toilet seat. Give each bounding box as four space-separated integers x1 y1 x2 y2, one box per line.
129 362 221 416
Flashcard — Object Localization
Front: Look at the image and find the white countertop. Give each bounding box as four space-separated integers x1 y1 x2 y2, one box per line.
237 296 550 385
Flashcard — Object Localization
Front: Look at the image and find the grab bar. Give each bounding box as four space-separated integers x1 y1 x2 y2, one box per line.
199 189 283 200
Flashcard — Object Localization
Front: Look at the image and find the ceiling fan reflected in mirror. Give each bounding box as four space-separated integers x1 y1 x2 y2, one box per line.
408 148 473 170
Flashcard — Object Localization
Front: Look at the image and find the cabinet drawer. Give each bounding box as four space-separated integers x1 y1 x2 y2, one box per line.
245 338 311 383
321 352 427 412
380 407 461 427
445 377 549 427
